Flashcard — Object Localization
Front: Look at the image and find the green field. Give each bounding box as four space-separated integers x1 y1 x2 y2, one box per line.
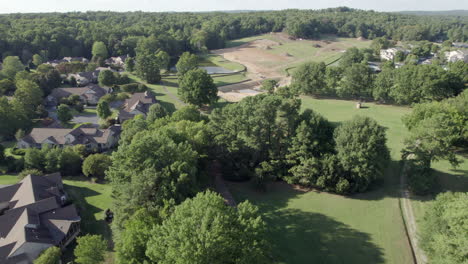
225 33 371 73
212 73 249 87
199 54 246 71
228 96 468 264
0 174 19 185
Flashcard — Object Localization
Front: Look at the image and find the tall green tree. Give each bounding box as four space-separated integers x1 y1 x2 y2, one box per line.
74 235 107 264
82 154 112 179
146 103 168 122
34 247 61 264
292 62 327 95
57 104 73 123
1 56 24 79
178 68 218 107
13 79 44 118
115 209 157 264
92 41 109 59
420 192 468 264
136 51 161 84
334 116 390 193
337 63 373 98
97 100 112 119
32 54 44 67
155 50 170 71
176 52 198 76
107 130 199 234
98 70 115 86
146 191 270 264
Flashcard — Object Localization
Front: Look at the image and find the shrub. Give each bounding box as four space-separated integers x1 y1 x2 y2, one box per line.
120 83 147 93
82 154 112 179
18 168 43 179
11 148 26 156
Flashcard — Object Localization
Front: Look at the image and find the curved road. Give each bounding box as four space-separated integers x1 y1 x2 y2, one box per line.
400 162 428 264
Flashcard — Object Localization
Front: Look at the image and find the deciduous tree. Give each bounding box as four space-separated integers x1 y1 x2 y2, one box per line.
146 191 270 264
178 68 218 107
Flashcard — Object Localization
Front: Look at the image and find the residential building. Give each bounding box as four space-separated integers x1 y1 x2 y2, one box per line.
17 125 121 151
379 47 409 61
45 84 111 106
67 67 116 86
118 91 157 122
0 173 80 264
46 57 89 67
445 50 468 63
105 55 128 67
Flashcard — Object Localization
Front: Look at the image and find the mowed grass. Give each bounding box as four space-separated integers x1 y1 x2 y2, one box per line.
212 73 249 87
199 54 245 71
62 177 115 263
229 97 414 264
225 33 371 72
0 174 19 185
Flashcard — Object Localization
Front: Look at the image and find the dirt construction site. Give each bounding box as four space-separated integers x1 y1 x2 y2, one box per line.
212 32 370 102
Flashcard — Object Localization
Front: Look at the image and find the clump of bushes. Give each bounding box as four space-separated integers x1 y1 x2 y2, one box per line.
119 83 148 93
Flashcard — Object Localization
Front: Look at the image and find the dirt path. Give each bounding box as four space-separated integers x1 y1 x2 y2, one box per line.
209 160 237 207
161 82 186 106
400 162 428 264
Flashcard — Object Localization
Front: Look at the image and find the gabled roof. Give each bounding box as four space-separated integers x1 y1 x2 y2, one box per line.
123 91 156 113
0 173 80 263
20 126 120 146
49 84 109 100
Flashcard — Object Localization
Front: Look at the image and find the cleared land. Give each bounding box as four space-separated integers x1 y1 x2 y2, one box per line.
228 97 468 264
213 33 370 101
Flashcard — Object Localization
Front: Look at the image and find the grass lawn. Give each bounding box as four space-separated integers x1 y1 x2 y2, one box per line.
62 177 115 263
212 73 249 87
0 174 19 185
225 33 371 74
229 97 414 264
199 54 245 71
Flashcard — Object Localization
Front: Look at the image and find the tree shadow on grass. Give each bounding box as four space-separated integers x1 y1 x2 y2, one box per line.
433 168 468 193
64 184 113 243
158 100 177 114
228 181 384 263
266 209 385 264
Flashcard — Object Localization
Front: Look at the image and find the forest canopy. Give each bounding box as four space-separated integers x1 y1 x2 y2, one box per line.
0 8 466 63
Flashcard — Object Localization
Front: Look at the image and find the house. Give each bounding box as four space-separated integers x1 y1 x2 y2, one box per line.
46 57 89 67
17 125 121 151
118 91 157 122
453 42 468 49
368 62 381 72
105 55 128 67
0 173 80 264
68 67 116 86
45 84 111 106
379 47 409 61
445 50 468 63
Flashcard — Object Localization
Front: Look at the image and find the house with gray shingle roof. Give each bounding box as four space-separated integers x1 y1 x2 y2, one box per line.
118 91 157 122
17 125 121 151
0 173 80 264
45 84 111 106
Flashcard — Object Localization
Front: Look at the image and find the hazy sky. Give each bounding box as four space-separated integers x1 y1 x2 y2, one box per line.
0 0 467 13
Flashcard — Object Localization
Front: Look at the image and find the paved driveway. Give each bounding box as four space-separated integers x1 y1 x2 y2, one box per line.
72 114 99 127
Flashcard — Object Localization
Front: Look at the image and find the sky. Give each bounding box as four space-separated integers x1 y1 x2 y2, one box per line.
0 0 467 13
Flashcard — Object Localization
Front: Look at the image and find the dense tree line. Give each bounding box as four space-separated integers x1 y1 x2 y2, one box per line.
420 192 468 264
402 90 467 194
0 8 466 64
292 48 467 104
210 92 390 193
106 106 270 263
105 90 391 262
